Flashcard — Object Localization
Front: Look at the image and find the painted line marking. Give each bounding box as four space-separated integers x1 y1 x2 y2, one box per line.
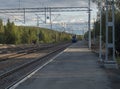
8 50 64 89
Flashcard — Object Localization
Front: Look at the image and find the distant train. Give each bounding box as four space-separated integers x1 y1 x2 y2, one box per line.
72 35 77 43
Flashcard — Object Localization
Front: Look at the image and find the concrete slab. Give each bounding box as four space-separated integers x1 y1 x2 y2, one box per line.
104 61 118 69
14 41 112 89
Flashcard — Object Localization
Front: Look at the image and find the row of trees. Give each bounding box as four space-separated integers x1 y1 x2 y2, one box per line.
0 19 72 44
84 0 120 53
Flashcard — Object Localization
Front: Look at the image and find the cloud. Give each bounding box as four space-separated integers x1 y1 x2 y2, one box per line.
0 0 96 8
0 0 97 28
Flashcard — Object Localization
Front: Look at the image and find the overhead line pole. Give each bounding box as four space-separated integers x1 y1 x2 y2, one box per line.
99 0 102 61
104 0 118 69
49 8 52 30
45 7 47 24
0 6 91 29
19 0 20 8
88 0 91 49
24 8 25 24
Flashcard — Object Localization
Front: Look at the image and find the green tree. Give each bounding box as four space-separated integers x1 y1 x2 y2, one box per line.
38 30 44 43
4 19 16 44
0 19 4 43
20 27 30 44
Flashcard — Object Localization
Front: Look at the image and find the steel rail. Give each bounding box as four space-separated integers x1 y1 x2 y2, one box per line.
0 43 71 88
0 44 55 62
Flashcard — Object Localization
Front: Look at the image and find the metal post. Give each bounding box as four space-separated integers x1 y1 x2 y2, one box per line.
88 0 91 49
37 15 39 26
24 8 25 24
104 0 118 68
19 0 20 8
112 0 115 61
105 0 108 61
93 19 95 43
99 0 102 61
45 7 47 24
49 8 52 30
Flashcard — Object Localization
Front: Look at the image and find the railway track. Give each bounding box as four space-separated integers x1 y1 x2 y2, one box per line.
0 43 55 62
0 42 71 89
0 42 68 76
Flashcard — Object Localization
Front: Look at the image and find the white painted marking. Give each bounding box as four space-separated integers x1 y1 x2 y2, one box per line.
63 48 69 52
8 51 64 89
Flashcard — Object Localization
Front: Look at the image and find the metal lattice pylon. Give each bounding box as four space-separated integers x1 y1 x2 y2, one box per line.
104 0 118 68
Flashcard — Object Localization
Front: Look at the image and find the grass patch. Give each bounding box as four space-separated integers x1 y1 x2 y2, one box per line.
116 57 120 65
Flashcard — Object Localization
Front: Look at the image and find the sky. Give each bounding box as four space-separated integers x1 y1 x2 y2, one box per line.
0 0 95 8
0 0 98 35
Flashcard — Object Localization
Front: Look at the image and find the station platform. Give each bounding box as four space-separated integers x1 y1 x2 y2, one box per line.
14 41 111 89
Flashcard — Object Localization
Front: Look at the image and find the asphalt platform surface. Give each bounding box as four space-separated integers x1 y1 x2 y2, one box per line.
14 41 114 89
